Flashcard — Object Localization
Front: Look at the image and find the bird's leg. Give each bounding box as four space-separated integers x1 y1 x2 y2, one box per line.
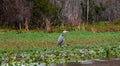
60 44 62 47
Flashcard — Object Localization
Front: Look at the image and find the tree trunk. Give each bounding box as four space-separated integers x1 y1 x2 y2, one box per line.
87 0 89 22
25 18 29 32
19 23 22 33
45 18 52 33
82 23 85 31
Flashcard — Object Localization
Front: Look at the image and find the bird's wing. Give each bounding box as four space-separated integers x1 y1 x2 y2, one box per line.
57 34 64 44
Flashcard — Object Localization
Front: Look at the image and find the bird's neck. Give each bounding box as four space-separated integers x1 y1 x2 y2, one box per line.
62 33 66 36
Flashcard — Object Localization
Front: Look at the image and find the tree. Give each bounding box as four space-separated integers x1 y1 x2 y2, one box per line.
31 0 58 32
1 0 32 32
86 0 89 22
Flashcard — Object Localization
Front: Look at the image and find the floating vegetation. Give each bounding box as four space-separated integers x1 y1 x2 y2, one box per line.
0 44 120 66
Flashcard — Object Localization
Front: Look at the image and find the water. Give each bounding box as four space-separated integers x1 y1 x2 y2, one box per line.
1 59 120 66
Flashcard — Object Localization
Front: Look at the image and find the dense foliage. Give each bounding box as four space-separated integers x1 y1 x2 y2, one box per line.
31 0 59 29
0 0 120 31
0 44 120 65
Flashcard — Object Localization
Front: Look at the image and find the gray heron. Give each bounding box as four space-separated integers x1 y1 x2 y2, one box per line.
57 30 68 46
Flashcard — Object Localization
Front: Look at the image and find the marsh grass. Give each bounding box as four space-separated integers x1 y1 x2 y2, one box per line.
0 30 120 51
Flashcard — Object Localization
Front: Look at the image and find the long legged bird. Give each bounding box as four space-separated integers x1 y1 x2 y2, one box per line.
57 30 68 46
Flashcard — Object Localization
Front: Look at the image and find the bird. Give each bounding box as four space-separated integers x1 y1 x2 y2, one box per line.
57 30 68 46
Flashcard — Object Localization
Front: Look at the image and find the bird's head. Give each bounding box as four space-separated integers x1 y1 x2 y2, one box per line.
63 30 68 34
